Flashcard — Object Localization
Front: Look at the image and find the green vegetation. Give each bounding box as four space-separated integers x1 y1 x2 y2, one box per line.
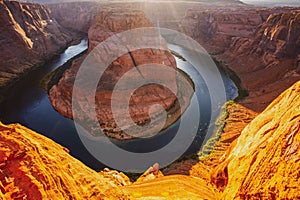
163 57 246 166
214 58 249 101
196 58 246 160
197 100 235 160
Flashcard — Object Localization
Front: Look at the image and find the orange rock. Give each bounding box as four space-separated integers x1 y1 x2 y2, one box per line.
0 122 129 199
126 175 219 200
99 168 131 186
164 103 257 181
0 121 219 199
213 81 300 199
2 80 300 199
135 163 164 183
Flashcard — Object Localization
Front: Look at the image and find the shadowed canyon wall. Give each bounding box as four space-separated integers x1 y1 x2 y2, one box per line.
0 0 77 100
46 2 300 113
47 2 101 33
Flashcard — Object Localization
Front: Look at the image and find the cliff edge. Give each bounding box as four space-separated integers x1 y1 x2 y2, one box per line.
1 81 299 199
213 81 300 199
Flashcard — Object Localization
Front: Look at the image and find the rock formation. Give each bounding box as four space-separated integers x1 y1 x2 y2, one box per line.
182 7 300 112
1 1 300 199
0 0 76 100
165 7 300 199
49 9 193 139
46 0 245 33
0 122 129 199
1 81 300 199
47 2 102 33
212 81 300 199
0 122 218 199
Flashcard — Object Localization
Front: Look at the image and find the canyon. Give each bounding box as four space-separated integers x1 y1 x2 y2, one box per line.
182 6 300 112
49 9 194 139
1 80 299 199
0 0 300 199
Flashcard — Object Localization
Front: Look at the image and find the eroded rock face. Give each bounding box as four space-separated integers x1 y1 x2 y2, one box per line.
1 81 300 199
165 8 300 198
212 81 300 199
0 121 219 200
182 8 266 54
47 2 102 33
0 122 129 199
257 11 300 58
0 0 74 94
47 0 244 33
182 8 300 112
49 9 193 139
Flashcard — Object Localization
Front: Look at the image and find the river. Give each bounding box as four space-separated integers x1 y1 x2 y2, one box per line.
0 40 237 171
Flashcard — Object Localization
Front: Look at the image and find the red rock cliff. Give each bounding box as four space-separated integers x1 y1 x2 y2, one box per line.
0 0 74 96
165 7 300 193
47 2 102 33
49 9 193 139
0 122 129 199
182 7 300 112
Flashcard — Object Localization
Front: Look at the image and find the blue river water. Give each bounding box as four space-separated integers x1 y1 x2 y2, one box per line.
0 40 237 171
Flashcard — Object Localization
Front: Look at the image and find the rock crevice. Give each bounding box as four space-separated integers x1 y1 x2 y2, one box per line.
49 9 193 139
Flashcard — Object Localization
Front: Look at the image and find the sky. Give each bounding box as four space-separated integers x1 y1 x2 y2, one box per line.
241 0 300 6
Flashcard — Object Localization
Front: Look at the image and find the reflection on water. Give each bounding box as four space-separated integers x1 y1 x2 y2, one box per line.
0 40 237 171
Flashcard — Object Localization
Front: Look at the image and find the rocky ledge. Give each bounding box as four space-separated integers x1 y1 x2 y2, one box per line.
0 122 128 199
49 9 193 139
1 81 300 199
164 7 300 198
0 0 79 101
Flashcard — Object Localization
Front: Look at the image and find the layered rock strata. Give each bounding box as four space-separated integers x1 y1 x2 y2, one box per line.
213 81 300 199
0 122 129 199
0 122 218 199
49 9 193 139
182 7 300 112
165 7 300 194
1 81 300 199
47 2 102 33
0 0 75 100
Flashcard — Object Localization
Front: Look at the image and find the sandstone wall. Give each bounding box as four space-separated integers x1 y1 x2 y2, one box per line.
1 81 300 199
212 81 300 199
47 2 101 33
0 0 74 94
0 122 129 199
182 7 300 112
